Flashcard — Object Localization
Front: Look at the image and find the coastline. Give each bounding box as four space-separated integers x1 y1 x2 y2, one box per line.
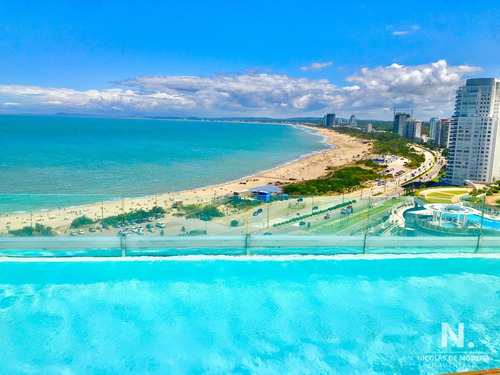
0 125 370 233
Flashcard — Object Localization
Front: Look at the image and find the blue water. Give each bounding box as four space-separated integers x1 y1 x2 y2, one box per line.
468 214 500 230
0 116 328 213
0 257 498 374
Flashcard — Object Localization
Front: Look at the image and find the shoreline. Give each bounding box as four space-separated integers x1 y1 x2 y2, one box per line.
0 125 370 233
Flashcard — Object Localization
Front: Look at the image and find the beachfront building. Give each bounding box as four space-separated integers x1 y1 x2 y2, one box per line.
393 112 410 136
447 78 500 185
429 118 451 147
323 113 336 127
403 118 424 143
429 117 440 143
438 119 451 148
349 114 357 127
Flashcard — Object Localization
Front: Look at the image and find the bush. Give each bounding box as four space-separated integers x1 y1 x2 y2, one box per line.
185 205 225 221
10 224 55 237
100 207 166 225
283 167 378 195
229 197 262 210
70 216 95 228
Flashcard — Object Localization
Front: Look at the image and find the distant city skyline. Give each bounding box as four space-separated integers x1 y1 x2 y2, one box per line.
0 1 498 119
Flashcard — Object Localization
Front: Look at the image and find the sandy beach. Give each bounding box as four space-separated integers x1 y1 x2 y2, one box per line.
0 126 370 234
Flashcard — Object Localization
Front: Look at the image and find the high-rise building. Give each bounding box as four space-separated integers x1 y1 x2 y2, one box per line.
393 112 410 136
323 113 336 127
447 78 500 185
429 117 440 142
364 122 373 133
438 119 451 148
404 119 424 142
349 114 357 127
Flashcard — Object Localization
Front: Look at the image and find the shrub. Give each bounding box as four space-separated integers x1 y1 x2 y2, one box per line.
10 224 55 237
185 205 225 221
70 216 95 228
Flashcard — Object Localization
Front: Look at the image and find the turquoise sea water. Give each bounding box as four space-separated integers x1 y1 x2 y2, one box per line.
0 257 498 374
0 116 328 213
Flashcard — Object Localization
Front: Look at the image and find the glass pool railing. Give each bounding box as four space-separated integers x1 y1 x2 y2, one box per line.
0 193 499 256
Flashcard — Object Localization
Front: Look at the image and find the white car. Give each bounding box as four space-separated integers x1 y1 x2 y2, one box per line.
156 222 165 228
77 230 84 235
70 231 77 236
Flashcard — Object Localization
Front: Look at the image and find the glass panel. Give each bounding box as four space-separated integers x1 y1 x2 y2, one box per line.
1 193 499 257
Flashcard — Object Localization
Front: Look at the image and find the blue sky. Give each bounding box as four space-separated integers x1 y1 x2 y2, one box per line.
0 0 499 119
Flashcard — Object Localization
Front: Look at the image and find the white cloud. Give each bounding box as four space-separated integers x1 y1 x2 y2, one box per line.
300 62 333 71
0 60 481 119
392 24 420 36
392 30 410 36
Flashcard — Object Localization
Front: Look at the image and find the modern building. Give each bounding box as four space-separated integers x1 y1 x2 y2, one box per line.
438 119 451 148
393 112 410 136
364 122 373 133
447 78 500 185
323 113 336 127
403 118 424 142
429 117 440 142
429 118 451 147
349 114 357 127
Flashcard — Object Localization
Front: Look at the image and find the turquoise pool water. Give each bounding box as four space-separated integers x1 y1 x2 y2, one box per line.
0 256 498 374
468 214 500 230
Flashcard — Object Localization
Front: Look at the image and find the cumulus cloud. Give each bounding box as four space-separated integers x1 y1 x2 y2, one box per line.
300 62 333 71
0 60 481 119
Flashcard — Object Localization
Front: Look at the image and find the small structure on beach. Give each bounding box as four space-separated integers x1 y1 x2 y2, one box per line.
247 185 283 203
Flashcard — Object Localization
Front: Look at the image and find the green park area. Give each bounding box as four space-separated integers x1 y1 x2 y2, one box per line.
420 188 472 204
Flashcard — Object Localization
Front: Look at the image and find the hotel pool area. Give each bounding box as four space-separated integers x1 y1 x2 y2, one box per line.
0 255 498 374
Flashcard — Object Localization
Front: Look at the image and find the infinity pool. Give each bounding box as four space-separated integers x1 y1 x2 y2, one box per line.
0 255 498 374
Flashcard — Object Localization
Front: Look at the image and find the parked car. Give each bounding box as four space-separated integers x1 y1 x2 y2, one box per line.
156 222 165 228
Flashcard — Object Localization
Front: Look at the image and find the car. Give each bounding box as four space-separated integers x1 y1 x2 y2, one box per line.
89 227 96 233
102 223 109 230
252 211 260 216
146 224 154 229
257 208 263 214
156 222 165 228
299 221 306 226
148 227 155 233
146 217 153 222
70 231 77 236
312 206 318 210
263 232 272 236
77 230 84 235
137 229 144 235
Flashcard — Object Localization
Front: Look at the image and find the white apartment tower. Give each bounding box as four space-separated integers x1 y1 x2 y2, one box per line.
447 78 500 185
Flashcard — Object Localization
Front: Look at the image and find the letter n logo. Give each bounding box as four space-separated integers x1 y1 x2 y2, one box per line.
442 323 464 348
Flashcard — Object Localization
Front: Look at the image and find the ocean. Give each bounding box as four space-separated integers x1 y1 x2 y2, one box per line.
0 116 329 213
